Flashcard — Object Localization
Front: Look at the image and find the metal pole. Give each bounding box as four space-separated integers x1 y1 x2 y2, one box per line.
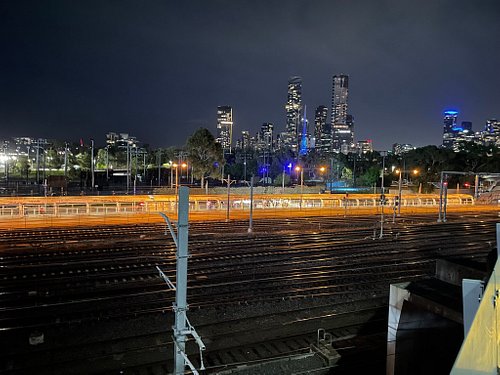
243 154 247 181
474 174 479 198
379 152 386 239
248 175 254 233
105 146 109 180
170 165 174 189
176 167 179 194
64 143 68 178
91 140 95 191
398 170 402 215
36 139 40 184
157 150 161 187
379 200 384 239
173 186 190 374
126 143 130 193
282 169 285 194
381 153 385 194
226 174 230 221
443 181 448 222
300 169 304 209
438 171 444 222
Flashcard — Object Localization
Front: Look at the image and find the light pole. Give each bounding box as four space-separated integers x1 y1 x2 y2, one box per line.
173 163 179 196
90 139 95 191
282 168 285 193
295 166 304 209
248 174 254 233
64 143 68 179
395 168 418 215
379 151 387 239
182 162 188 185
156 150 161 187
105 145 110 180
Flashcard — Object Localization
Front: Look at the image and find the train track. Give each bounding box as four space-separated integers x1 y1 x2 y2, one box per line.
0 212 498 374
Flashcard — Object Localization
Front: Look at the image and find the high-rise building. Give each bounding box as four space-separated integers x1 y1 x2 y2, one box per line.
257 123 274 152
442 110 459 148
392 143 416 155
314 105 330 154
356 140 373 155
216 106 233 153
331 74 353 153
284 76 302 153
483 119 500 147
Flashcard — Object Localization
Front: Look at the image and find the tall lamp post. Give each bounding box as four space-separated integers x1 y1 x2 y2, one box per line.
173 163 179 196
394 169 419 215
90 139 95 191
379 151 387 239
295 166 304 209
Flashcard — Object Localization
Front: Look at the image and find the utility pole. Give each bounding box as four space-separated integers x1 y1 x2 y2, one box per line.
105 146 109 180
36 139 40 184
64 143 68 178
126 142 130 193
157 149 161 186
379 151 387 239
222 174 235 221
157 187 206 375
248 174 254 233
91 139 95 191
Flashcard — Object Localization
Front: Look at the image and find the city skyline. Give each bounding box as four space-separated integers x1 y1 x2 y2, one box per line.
1 0 499 150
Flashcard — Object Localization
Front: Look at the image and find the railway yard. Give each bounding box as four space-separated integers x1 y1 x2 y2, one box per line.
0 210 499 374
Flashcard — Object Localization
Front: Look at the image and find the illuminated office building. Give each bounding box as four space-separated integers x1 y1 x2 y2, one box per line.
216 106 233 153
442 110 459 148
284 76 302 153
314 105 330 154
483 119 500 147
331 74 353 153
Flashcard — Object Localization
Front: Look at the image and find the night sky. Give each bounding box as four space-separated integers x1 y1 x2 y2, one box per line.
1 0 499 150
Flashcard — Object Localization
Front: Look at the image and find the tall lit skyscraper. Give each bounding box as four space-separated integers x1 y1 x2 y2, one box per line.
442 110 459 148
216 106 233 153
284 76 302 153
258 123 274 151
331 74 353 153
483 119 500 146
314 105 329 154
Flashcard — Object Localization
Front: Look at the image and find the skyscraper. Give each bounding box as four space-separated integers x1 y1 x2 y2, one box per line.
284 76 302 153
314 105 329 154
442 110 459 148
216 106 233 153
483 119 500 147
331 74 353 153
258 123 274 151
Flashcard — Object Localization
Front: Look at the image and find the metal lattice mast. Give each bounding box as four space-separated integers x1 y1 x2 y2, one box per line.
157 186 205 375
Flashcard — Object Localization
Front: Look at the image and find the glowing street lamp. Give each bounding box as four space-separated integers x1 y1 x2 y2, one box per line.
395 168 419 215
173 163 179 196
295 166 304 207
181 162 188 184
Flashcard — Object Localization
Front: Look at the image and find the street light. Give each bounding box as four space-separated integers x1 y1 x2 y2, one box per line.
295 166 304 208
181 162 188 185
294 166 304 193
173 163 179 196
395 169 419 215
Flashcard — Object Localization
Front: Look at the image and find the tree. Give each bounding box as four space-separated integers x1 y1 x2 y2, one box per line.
186 128 224 187
359 166 380 187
